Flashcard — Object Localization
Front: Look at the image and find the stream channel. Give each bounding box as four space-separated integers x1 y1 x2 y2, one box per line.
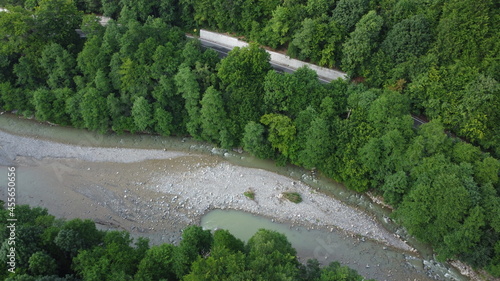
0 114 468 280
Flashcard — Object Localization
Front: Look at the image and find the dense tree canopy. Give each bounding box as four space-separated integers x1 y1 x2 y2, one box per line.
1 0 499 276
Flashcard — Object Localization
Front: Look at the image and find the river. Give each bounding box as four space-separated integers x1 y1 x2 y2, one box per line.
0 114 467 280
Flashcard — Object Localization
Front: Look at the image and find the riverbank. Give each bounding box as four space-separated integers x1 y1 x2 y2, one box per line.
0 128 413 251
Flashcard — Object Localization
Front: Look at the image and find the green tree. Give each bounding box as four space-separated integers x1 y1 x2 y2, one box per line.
184 251 247 281
183 229 247 281
0 6 38 56
246 229 300 280
32 87 71 124
73 231 147 281
263 67 325 118
260 4 305 49
13 55 45 90
199 86 233 148
28 251 57 276
396 157 473 247
440 205 486 261
79 87 109 133
217 44 271 142
39 43 76 89
433 0 497 68
260 113 296 161
331 0 371 33
381 15 432 65
101 0 121 18
54 219 103 259
132 96 153 132
341 10 383 77
319 261 370 281
34 0 82 46
242 121 273 159
175 65 202 138
135 244 176 281
299 117 331 169
289 16 343 67
173 226 213 279
153 105 174 136
77 36 108 83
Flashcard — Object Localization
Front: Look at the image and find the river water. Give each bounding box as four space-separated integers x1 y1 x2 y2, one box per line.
0 114 467 280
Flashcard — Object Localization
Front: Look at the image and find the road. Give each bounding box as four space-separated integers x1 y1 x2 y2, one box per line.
190 35 332 83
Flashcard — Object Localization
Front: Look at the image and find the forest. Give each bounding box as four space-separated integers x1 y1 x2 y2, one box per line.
0 0 499 277
0 205 374 280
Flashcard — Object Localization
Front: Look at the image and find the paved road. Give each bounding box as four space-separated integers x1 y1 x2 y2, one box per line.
191 35 332 83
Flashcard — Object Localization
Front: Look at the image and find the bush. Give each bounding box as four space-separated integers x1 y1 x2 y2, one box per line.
282 192 302 203
244 190 255 200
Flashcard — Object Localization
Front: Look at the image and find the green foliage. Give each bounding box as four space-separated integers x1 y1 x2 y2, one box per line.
28 251 57 276
299 116 331 169
217 44 271 141
54 219 103 258
244 190 255 200
79 87 109 133
0 6 38 56
261 113 296 159
246 229 300 280
175 65 202 138
132 96 153 132
289 17 343 67
319 261 371 281
242 121 273 159
282 192 302 203
34 0 82 47
260 4 305 49
73 231 146 280
2 0 500 276
200 86 233 148
135 244 176 281
331 0 371 33
433 0 497 68
173 225 213 278
341 10 384 77
381 15 432 65
31 87 71 124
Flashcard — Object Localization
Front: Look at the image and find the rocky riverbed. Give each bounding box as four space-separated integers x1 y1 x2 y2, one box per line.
0 129 412 251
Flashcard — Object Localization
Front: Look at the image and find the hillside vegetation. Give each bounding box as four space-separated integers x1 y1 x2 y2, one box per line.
0 0 499 276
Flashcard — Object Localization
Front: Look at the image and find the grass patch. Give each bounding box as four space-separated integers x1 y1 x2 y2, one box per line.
282 192 302 203
244 190 255 200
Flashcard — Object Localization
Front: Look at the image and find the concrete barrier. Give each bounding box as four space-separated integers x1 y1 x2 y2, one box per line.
200 30 249 49
200 29 347 81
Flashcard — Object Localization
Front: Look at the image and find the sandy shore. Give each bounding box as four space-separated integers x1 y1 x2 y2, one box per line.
0 130 412 251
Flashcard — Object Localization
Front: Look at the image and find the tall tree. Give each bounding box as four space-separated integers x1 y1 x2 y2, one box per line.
289 16 343 67
260 113 296 160
341 10 383 77
131 96 153 132
173 226 213 279
246 229 300 280
39 43 76 89
217 44 271 142
135 244 176 281
242 121 274 159
79 87 109 133
34 0 82 47
331 0 371 33
199 86 233 148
